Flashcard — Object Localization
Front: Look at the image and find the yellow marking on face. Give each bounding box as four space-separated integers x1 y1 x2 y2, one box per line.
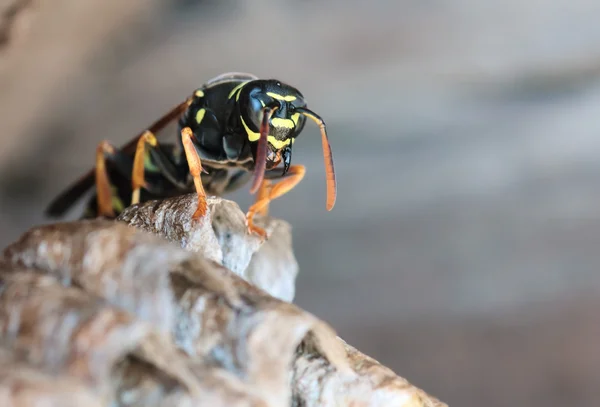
241 116 260 142
194 89 204 97
195 108 205 124
260 99 265 107
271 117 295 129
228 82 247 100
291 113 300 125
267 136 292 149
266 92 297 102
241 115 292 149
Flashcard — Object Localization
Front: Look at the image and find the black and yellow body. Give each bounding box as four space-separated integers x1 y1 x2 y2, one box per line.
45 72 337 238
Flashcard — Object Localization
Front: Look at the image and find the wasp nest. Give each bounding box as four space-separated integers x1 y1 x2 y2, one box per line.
0 194 446 407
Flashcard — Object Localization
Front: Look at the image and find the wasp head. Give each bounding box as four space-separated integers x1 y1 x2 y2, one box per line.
239 78 337 211
239 79 309 169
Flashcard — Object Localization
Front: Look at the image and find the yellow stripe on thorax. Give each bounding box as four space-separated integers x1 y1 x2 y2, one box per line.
228 82 248 100
195 108 205 124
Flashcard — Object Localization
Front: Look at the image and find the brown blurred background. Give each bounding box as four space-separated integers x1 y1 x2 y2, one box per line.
2 1 600 406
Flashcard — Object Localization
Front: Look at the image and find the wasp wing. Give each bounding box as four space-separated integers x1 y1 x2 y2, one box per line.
202 72 258 89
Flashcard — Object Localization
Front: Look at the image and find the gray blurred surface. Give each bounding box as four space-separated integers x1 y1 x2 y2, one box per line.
2 1 600 406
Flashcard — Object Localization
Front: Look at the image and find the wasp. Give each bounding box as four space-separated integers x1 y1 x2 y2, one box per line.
45 72 337 238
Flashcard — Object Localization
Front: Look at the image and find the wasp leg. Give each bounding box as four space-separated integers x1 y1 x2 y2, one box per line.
181 127 208 220
46 98 193 218
95 141 116 217
246 165 306 238
95 140 135 218
255 180 273 217
130 130 189 205
131 131 157 205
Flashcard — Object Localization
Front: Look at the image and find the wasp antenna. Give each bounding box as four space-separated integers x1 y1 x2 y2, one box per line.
295 107 337 211
250 105 278 194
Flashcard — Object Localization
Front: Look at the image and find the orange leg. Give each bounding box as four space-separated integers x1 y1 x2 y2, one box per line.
181 127 208 220
255 180 272 216
246 165 305 238
131 130 158 205
95 140 118 218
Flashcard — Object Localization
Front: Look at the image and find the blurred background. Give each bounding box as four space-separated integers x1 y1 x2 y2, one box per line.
2 0 600 405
